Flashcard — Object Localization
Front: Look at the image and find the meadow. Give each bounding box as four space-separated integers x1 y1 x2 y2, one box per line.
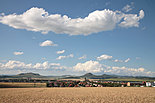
0 87 155 103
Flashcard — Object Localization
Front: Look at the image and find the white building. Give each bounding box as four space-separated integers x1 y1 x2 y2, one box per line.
152 81 155 87
146 82 151 87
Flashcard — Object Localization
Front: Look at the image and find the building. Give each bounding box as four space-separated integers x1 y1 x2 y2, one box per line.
152 81 155 87
127 82 130 86
146 82 151 87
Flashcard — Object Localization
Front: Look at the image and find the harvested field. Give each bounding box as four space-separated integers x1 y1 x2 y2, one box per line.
0 87 155 103
0 82 46 88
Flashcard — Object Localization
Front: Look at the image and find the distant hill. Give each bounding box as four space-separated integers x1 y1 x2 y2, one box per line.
79 73 118 79
0 72 155 81
80 73 98 79
63 73 155 81
18 72 40 76
15 72 44 78
0 72 45 78
81 73 94 77
62 73 119 79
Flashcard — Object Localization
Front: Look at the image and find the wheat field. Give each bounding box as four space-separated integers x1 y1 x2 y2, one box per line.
0 82 46 88
0 87 155 103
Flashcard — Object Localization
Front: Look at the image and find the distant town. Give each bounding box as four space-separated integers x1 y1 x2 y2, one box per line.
47 78 155 87
0 72 155 88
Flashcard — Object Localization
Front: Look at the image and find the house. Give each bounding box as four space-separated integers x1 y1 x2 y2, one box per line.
146 82 151 87
152 81 155 87
127 82 130 86
98 85 102 87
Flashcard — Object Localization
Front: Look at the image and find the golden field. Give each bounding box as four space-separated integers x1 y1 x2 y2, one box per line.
0 87 155 103
0 82 46 88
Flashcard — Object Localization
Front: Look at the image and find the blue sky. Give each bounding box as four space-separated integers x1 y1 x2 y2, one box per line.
0 0 155 76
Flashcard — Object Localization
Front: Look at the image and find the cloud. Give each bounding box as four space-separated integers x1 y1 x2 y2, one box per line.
122 4 133 12
119 10 144 28
114 58 130 63
124 58 130 62
73 60 155 76
0 60 63 70
97 54 112 61
0 60 154 76
13 51 24 55
113 59 123 63
107 66 153 76
33 61 61 69
0 13 5 16
0 60 31 69
97 53 130 63
0 7 144 35
56 50 65 54
73 60 103 73
40 40 57 47
78 55 87 60
56 54 74 60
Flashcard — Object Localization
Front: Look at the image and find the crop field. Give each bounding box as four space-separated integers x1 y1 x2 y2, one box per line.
0 82 46 88
0 87 155 103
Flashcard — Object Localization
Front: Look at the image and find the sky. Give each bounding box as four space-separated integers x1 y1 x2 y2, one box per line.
0 0 155 76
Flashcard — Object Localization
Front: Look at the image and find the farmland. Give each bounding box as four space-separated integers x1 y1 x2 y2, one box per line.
0 87 155 103
0 82 46 88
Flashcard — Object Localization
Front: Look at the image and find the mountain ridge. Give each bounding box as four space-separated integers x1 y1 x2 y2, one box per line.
0 72 155 80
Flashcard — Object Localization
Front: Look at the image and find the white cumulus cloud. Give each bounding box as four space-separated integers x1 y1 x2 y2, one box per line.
119 10 144 28
40 40 57 47
0 60 154 77
108 66 152 76
0 7 144 35
13 51 24 55
56 50 65 54
97 53 130 63
0 60 31 69
73 60 155 76
56 54 74 60
0 60 62 70
74 60 103 73
97 54 112 61
33 61 60 69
